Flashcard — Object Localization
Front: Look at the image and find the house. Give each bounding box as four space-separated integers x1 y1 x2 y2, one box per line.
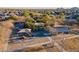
18 29 31 33
55 27 70 34
17 29 32 37
65 19 77 25
34 23 45 26
54 24 70 34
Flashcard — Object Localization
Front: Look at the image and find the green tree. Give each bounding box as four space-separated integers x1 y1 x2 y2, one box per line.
25 17 36 29
26 16 36 23
59 12 65 19
76 16 79 22
8 15 19 20
42 14 55 26
42 14 51 23
45 11 51 15
57 12 65 24
23 9 30 17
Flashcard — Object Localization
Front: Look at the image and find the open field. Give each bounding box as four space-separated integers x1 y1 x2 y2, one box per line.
8 37 51 51
7 34 79 52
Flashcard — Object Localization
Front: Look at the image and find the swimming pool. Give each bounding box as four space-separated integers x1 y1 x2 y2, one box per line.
31 29 52 37
55 27 70 33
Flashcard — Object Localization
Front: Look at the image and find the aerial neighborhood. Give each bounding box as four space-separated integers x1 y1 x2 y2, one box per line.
0 7 79 52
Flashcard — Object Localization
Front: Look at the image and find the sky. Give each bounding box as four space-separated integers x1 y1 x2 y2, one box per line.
0 0 78 8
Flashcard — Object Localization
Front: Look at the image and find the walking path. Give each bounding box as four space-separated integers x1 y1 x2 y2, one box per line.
64 35 79 39
54 42 66 52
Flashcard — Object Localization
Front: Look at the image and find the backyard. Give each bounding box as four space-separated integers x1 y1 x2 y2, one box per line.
0 8 79 52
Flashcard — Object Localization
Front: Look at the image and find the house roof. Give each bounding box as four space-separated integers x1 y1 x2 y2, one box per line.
34 23 45 26
18 29 31 33
65 19 77 23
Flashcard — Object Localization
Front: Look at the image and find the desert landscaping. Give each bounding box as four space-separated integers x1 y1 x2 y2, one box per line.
0 8 79 52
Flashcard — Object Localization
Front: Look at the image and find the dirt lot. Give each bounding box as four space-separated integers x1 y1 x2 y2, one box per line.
8 37 51 51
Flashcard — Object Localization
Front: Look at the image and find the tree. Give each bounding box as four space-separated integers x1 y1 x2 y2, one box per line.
57 12 65 24
25 17 36 30
49 15 56 26
59 12 65 20
42 14 55 26
76 16 79 22
45 11 51 15
8 15 19 20
42 14 51 23
23 9 30 17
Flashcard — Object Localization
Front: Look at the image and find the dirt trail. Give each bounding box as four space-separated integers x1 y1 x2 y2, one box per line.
0 20 14 51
